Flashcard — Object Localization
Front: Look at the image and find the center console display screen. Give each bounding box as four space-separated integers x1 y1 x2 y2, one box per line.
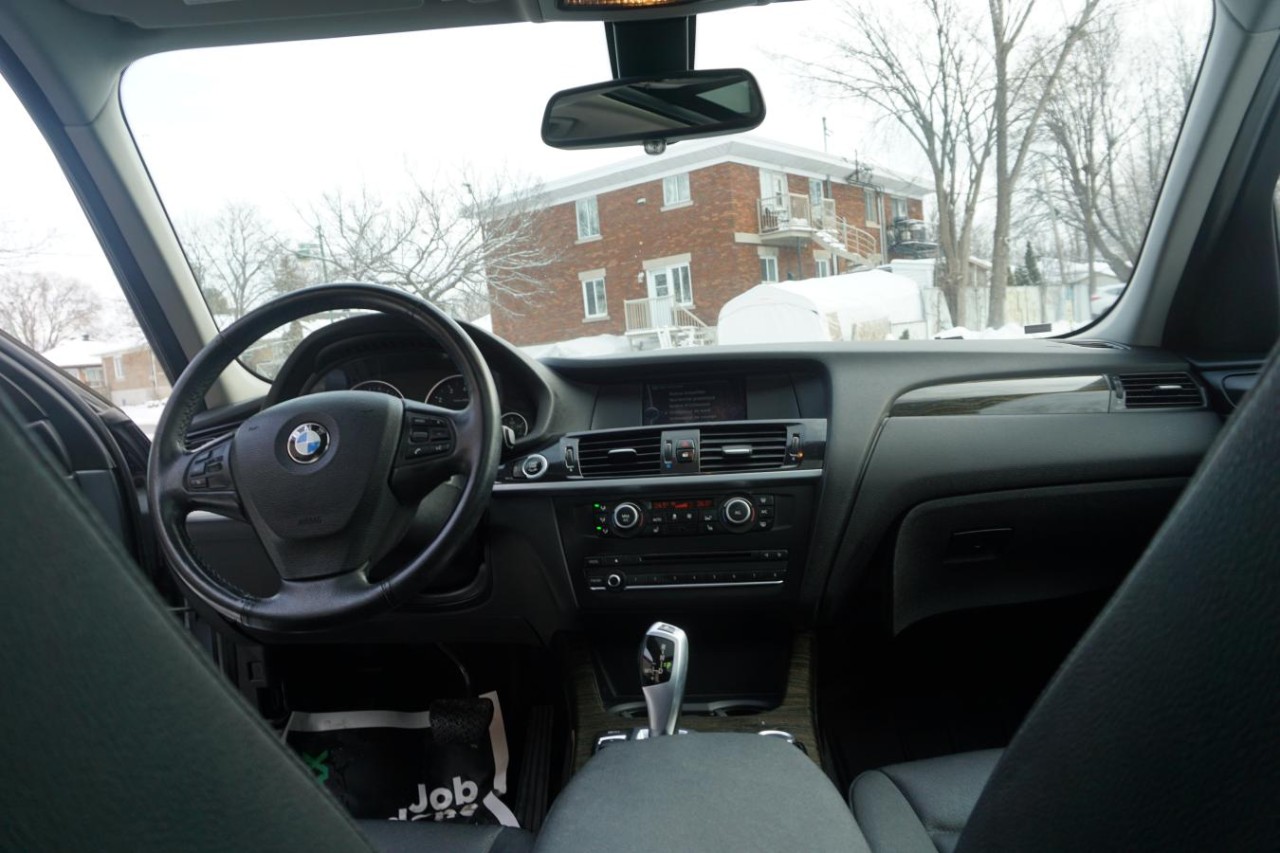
643 378 746 425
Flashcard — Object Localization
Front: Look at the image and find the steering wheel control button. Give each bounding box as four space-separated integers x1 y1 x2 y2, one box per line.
408 415 452 446
521 454 548 480
401 415 453 462
286 422 329 465
187 442 233 491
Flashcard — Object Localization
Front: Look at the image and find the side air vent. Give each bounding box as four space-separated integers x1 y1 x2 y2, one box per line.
1114 373 1205 409
699 424 789 472
577 429 662 478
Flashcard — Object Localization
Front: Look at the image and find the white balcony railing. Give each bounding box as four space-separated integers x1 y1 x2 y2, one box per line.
624 296 709 334
758 192 884 266
757 192 837 233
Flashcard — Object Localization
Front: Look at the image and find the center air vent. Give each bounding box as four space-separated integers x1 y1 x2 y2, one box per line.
699 424 789 472
577 429 662 478
1114 373 1205 409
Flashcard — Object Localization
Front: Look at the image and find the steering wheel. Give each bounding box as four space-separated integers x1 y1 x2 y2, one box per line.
148 284 502 632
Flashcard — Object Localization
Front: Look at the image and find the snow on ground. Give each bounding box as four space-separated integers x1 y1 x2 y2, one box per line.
935 320 1080 339
120 399 166 439
522 334 631 359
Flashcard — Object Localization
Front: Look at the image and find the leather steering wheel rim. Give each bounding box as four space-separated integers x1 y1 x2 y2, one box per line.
147 284 502 632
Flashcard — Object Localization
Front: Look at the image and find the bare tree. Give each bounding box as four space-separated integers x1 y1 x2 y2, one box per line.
302 169 560 321
0 272 102 351
0 220 48 269
1031 10 1203 289
182 202 282 320
1032 12 1131 290
807 0 994 326
985 0 1102 328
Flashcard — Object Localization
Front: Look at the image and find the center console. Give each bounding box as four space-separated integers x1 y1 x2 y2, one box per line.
495 370 827 622
571 488 806 596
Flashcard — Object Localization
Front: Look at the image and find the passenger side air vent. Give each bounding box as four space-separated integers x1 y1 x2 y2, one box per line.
699 424 789 472
577 429 662 478
1114 373 1205 409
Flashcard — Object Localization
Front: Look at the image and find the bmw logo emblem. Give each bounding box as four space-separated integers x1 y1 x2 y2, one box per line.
286 422 329 464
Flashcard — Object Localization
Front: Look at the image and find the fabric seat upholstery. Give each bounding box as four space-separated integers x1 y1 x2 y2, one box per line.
849 750 1001 853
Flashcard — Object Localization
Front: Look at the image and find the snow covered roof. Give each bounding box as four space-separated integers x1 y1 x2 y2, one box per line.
718 269 925 344
41 338 119 368
772 269 925 323
1042 260 1123 286
513 136 932 211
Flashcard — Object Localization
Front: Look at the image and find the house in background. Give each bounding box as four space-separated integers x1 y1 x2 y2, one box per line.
42 338 112 394
98 342 171 406
43 337 171 406
488 137 930 349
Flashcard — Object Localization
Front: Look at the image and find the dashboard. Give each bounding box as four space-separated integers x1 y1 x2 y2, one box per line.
185 313 1229 648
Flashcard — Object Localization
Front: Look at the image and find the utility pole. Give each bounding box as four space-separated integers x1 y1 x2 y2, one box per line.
315 225 330 282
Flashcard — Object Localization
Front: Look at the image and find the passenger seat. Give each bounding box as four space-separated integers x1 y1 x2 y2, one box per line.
849 750 1000 853
839 345 1280 851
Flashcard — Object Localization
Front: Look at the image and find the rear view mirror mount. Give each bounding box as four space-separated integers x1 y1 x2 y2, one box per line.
541 69 765 153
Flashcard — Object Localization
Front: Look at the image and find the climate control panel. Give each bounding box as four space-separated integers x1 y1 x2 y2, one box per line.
588 495 776 538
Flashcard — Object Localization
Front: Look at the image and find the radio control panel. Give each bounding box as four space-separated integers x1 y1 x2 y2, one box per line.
588 494 776 538
584 549 789 592
555 485 812 607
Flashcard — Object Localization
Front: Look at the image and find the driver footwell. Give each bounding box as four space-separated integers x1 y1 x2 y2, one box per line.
264 644 570 833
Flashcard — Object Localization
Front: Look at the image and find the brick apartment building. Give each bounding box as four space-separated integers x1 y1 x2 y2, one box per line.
489 137 929 348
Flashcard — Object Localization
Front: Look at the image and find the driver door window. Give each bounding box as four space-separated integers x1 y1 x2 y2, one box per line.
0 73 161 431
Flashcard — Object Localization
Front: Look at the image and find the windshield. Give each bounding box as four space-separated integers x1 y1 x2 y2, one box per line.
122 0 1210 370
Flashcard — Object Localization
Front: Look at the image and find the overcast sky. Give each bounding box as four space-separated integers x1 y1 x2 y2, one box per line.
0 0 1210 303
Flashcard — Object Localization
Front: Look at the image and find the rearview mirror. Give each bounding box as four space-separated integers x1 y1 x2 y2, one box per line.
542 69 765 151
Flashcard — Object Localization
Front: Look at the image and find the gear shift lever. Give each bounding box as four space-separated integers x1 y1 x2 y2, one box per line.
639 622 688 737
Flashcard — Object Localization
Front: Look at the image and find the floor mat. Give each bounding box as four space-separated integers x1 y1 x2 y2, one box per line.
286 691 520 827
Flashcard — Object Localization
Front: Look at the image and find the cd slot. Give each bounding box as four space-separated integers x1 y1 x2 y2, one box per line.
641 551 759 565
584 549 789 592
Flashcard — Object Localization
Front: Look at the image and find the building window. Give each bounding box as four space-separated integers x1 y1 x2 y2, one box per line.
582 276 607 319
815 258 831 278
647 263 693 306
112 355 125 380
576 196 600 239
670 264 692 305
891 196 909 221
84 366 105 388
760 255 779 282
864 188 880 225
662 173 691 206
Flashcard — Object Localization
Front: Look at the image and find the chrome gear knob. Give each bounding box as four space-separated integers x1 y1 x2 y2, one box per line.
639 622 689 737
